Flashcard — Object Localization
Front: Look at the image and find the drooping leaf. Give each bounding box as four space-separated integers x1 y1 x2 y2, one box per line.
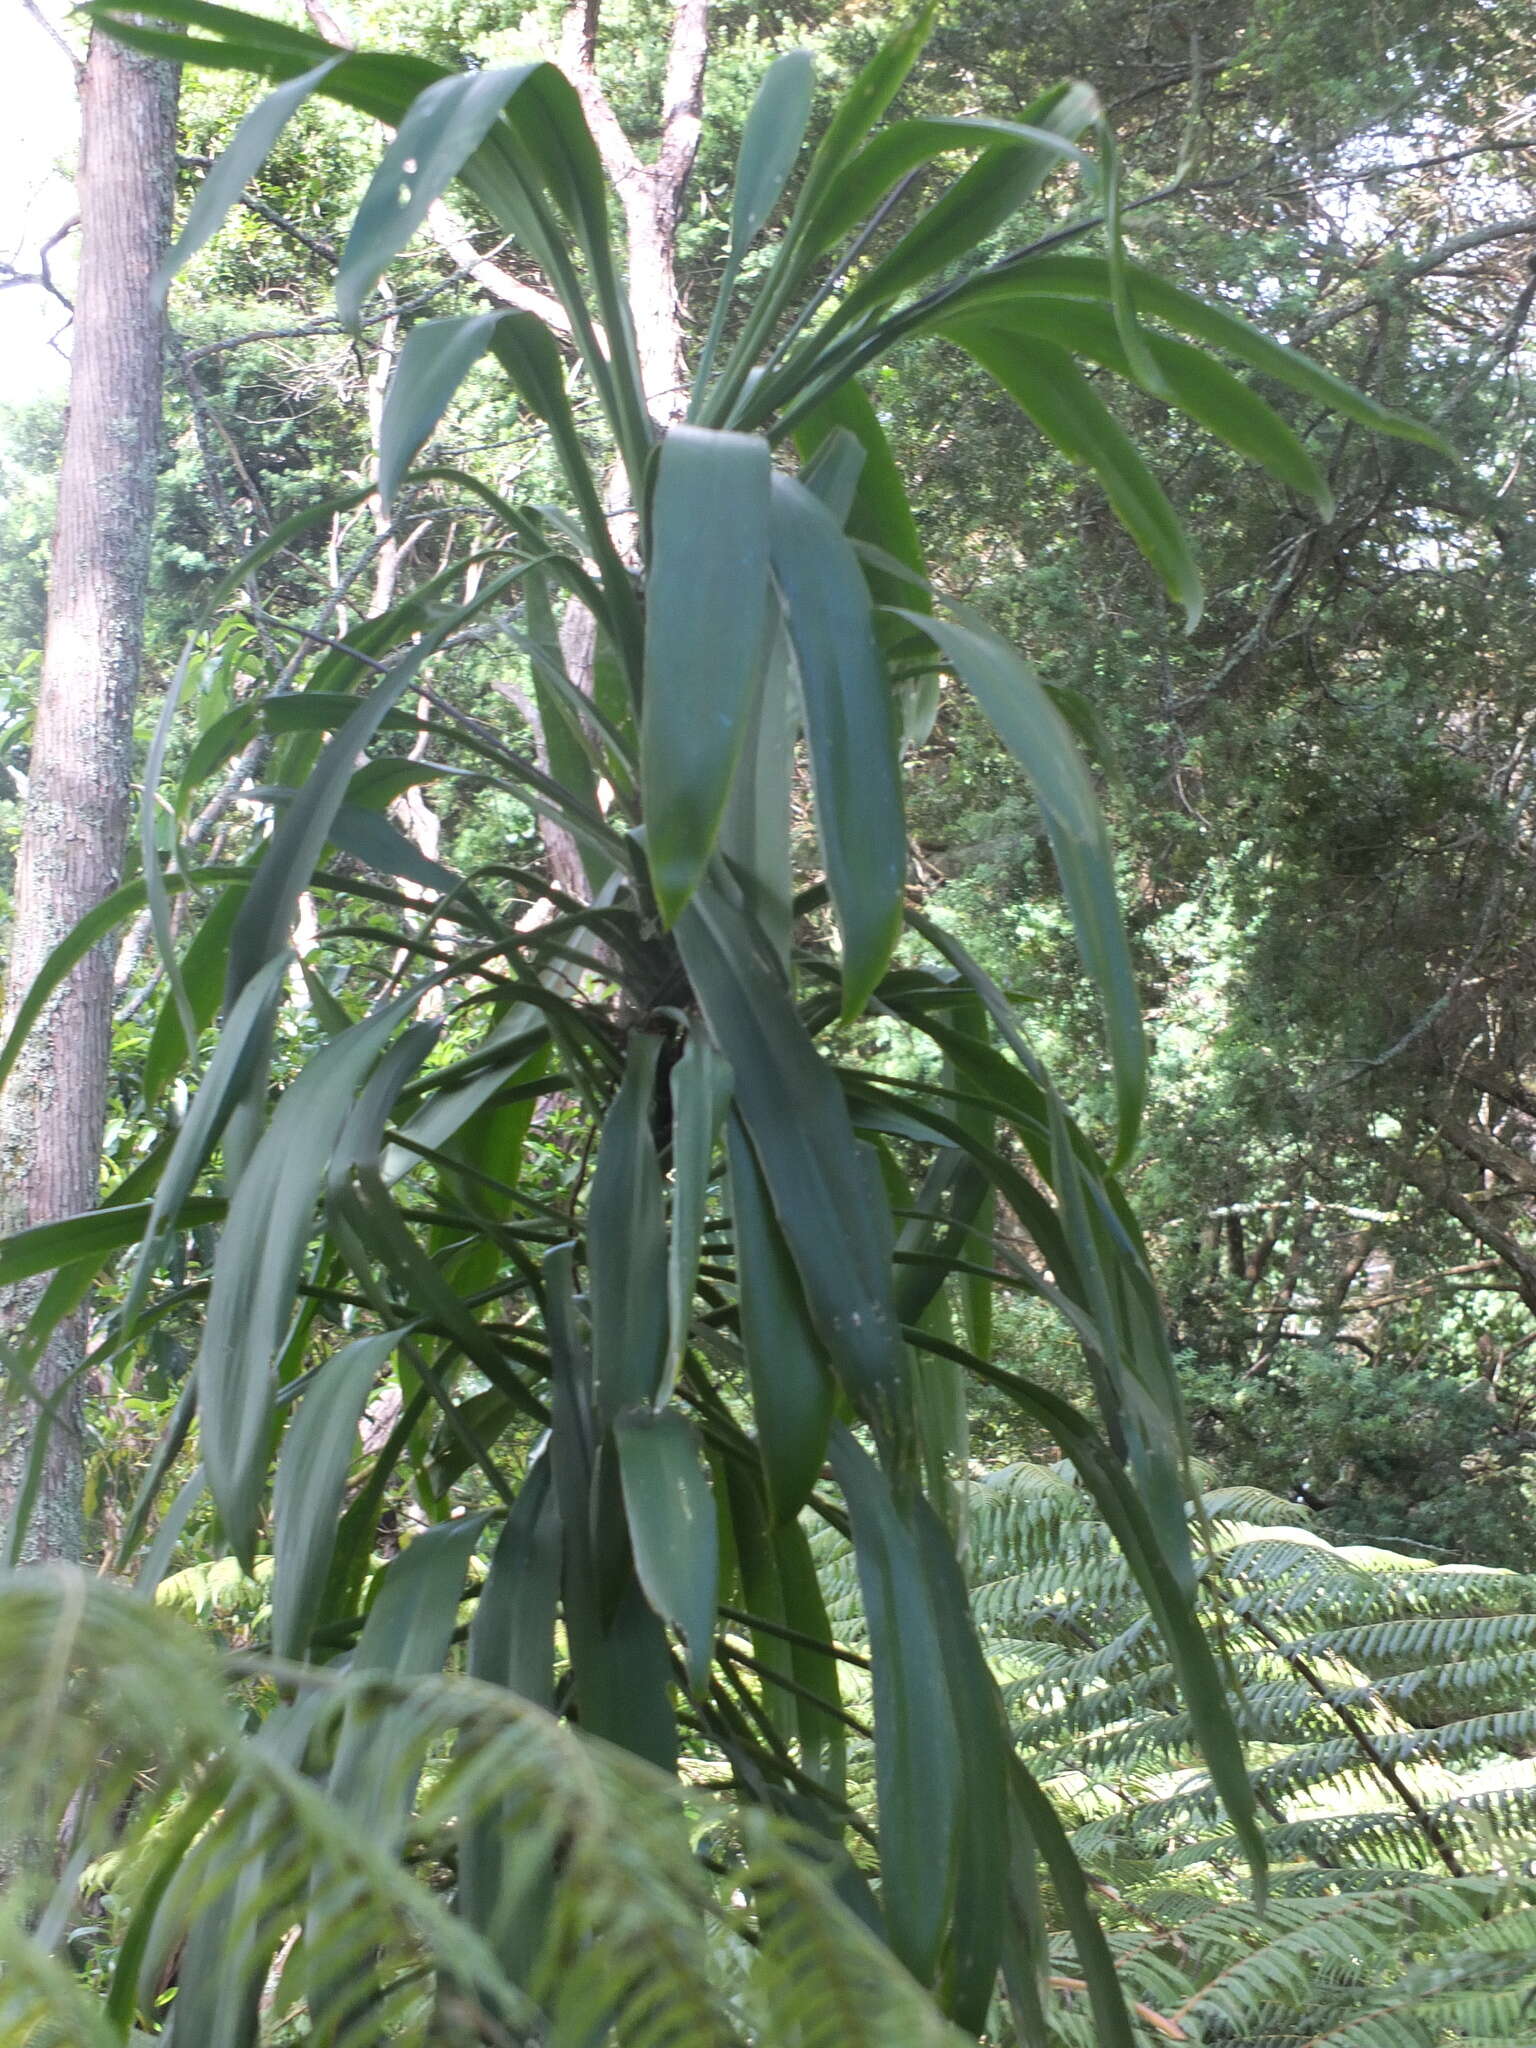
196 1000 414 1567
769 471 906 1018
938 321 1204 627
615 1405 718 1695
894 608 1146 1164
771 1517 846 1800
716 621 795 969
586 1033 669 1427
726 1114 835 1523
544 1245 677 1772
122 954 289 1335
791 378 929 629
939 251 1452 453
224 631 452 1008
909 1499 1010 2033
162 58 342 283
0 1197 223 1292
642 426 772 922
828 1429 958 1986
675 881 910 1449
663 1033 732 1398
271 1329 402 1661
459 1451 561 1979
337 67 544 330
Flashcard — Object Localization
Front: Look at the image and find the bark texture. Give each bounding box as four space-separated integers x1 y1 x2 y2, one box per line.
0 32 178 1561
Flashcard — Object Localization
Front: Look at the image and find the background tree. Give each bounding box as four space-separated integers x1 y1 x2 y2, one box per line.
0 26 177 1560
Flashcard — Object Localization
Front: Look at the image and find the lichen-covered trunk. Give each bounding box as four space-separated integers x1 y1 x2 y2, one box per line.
0 34 177 1562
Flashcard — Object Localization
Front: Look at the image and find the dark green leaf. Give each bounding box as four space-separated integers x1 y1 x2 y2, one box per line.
941 252 1451 452
615 1405 719 1695
122 952 289 1332
196 1001 411 1566
664 1033 732 1395
642 426 772 922
271 1329 402 1661
675 881 910 1448
0 1196 223 1291
726 1114 834 1524
938 322 1203 627
828 1429 958 1985
769 471 905 1019
894 609 1145 1164
587 1033 669 1426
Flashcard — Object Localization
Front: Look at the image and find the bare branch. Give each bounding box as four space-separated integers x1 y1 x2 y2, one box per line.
656 0 709 211
423 200 573 333
0 216 79 312
1298 214 1536 341
19 0 83 82
561 1 640 186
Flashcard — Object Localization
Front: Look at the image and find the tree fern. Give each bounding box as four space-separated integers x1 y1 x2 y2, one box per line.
963 1466 1536 2044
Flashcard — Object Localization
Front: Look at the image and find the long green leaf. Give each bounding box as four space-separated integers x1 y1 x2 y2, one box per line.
467 1452 560 1709
162 58 342 282
909 1499 1009 2033
940 321 1204 627
804 113 1089 260
675 881 909 1449
726 1115 834 1524
895 609 1145 1165
271 1329 403 1661
642 426 772 921
376 312 515 511
544 1244 678 1772
0 877 148 1097
121 953 289 1333
771 1517 847 1801
769 471 905 1019
586 1034 669 1427
829 1429 958 1985
663 1034 731 1399
716 622 795 969
459 1452 560 1981
732 50 815 255
0 1197 222 1291
615 1406 718 1695
939 252 1450 451
224 631 451 1007
337 66 542 330
196 1001 412 1566
959 296 1334 512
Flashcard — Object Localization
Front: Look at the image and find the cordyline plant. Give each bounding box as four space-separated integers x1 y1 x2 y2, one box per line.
0 2 1443 2040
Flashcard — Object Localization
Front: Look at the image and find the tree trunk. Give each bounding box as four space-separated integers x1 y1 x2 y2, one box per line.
0 32 178 1563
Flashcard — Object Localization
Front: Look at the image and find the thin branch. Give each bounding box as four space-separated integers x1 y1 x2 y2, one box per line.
1298 214 1536 341
19 0 82 82
178 154 339 265
0 216 79 312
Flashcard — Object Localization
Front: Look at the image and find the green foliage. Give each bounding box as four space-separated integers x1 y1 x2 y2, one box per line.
0 0 1449 2038
957 1463 1536 2043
